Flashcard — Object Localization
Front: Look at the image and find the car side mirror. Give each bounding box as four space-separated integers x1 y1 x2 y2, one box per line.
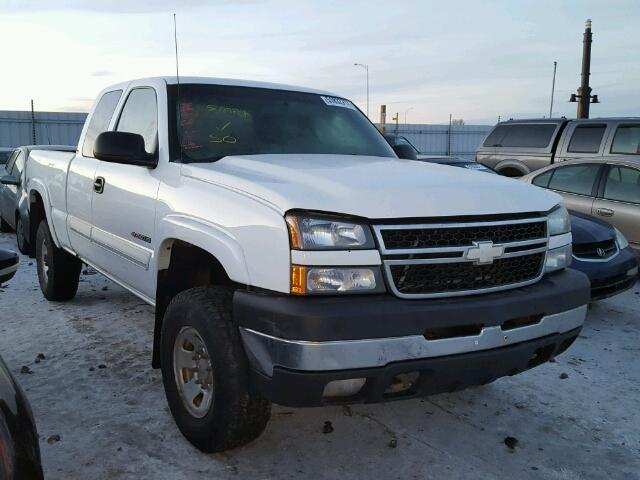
392 144 418 160
0 175 19 186
0 250 19 285
94 131 158 168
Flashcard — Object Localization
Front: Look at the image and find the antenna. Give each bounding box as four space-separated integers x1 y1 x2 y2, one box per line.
173 13 183 162
173 13 180 84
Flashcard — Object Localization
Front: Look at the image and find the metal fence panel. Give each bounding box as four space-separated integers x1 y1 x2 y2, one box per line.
377 124 493 159
0 110 87 148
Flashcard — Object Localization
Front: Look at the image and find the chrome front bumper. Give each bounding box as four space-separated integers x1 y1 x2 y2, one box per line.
240 304 587 377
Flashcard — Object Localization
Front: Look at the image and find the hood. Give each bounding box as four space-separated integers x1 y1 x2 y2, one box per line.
181 154 562 219
569 210 615 245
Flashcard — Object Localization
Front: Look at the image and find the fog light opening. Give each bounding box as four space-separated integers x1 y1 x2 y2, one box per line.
384 371 420 396
322 378 366 399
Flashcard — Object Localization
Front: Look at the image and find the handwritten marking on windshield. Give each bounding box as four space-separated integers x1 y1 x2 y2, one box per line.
209 133 237 144
217 121 231 132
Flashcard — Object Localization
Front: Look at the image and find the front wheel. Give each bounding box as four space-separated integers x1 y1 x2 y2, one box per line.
160 286 271 452
36 220 81 301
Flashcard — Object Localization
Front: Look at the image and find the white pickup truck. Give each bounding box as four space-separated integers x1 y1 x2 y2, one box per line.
26 77 590 452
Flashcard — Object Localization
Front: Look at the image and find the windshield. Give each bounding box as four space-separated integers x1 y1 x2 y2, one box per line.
168 84 395 163
0 151 12 165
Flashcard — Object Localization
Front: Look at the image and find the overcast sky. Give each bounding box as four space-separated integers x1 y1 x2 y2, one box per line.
0 0 638 124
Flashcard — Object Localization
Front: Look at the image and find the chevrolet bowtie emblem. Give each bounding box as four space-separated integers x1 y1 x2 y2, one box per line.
465 241 505 264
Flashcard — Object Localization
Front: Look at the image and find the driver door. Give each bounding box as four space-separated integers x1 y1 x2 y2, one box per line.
89 86 160 300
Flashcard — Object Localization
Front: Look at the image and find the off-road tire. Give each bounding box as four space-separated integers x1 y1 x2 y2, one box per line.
161 286 271 452
15 215 30 255
35 220 81 301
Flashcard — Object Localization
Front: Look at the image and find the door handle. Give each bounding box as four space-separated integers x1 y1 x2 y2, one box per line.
93 177 105 194
596 207 614 217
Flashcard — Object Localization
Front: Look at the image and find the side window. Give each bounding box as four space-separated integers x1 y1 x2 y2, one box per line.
499 124 557 148
610 124 640 155
603 166 640 204
532 169 554 188
116 88 158 154
11 151 25 177
482 125 509 147
567 124 606 153
547 163 601 196
82 90 123 158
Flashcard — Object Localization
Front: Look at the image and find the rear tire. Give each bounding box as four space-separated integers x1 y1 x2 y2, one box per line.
160 286 271 452
35 220 81 301
16 215 30 255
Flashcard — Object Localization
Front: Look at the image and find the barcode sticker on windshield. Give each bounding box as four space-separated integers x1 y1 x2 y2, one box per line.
321 96 356 110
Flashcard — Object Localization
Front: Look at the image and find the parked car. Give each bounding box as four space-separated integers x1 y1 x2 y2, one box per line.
568 211 638 300
0 148 13 166
385 134 496 172
0 251 42 479
521 159 639 254
25 77 589 452
0 353 43 480
0 145 75 254
398 155 638 300
477 117 640 177
0 249 18 285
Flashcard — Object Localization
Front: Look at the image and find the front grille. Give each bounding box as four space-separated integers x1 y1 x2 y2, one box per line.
573 239 617 260
390 253 545 295
374 216 549 298
381 221 546 250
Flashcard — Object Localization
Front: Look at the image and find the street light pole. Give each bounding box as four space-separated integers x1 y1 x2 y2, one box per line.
404 107 413 124
354 63 369 118
549 61 557 118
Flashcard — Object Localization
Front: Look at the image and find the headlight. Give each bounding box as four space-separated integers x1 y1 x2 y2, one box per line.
614 227 629 250
548 205 571 236
545 244 572 273
286 213 375 250
291 265 385 295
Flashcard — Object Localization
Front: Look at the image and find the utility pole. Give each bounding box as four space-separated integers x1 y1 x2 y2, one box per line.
30 99 36 144
549 61 557 118
379 104 387 133
393 112 399 134
354 63 369 118
447 114 452 156
570 19 599 118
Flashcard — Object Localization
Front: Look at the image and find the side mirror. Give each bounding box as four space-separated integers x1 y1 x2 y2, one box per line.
392 144 418 160
94 131 158 168
0 250 19 285
0 175 19 186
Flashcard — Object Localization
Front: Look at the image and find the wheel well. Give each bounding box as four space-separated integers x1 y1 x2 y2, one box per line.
152 240 232 368
498 166 525 178
29 191 46 247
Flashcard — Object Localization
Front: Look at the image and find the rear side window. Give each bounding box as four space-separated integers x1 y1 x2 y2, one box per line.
116 88 158 154
82 90 123 158
567 124 606 153
547 163 601 196
482 125 509 147
532 169 554 188
603 166 640 204
610 124 640 155
499 124 557 148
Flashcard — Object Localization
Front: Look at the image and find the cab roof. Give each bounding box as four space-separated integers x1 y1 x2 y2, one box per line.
103 76 339 98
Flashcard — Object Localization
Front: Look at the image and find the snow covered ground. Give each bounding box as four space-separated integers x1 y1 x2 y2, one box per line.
0 231 638 479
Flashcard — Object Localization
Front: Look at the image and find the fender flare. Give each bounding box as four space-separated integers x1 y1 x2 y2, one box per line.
28 180 61 248
156 213 251 286
494 159 530 177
